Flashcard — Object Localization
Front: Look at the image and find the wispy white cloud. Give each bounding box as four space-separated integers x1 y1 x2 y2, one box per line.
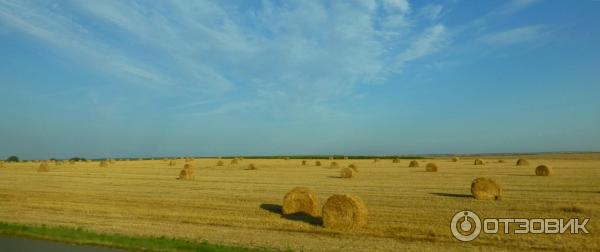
495 0 540 15
479 25 546 46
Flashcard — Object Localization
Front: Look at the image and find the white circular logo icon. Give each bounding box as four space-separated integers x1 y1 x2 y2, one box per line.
451 210 482 242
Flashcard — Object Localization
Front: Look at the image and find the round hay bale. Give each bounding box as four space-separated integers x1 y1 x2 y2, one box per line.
301 160 307 166
177 166 194 180
38 162 49 172
373 158 379 163
99 161 108 167
183 163 193 169
284 157 290 160
392 157 400 163
348 164 358 172
315 161 321 166
474 159 484 165
408 160 419 167
68 160 76 165
330 162 339 168
516 158 529 166
535 165 553 176
471 177 502 200
344 156 349 160
341 167 354 178
498 159 506 163
322 194 368 230
230 159 238 165
425 163 438 172
329 156 334 160
168 160 176 167
216 160 224 166
246 163 257 170
0 162 4 168
282 187 318 216
451 157 459 162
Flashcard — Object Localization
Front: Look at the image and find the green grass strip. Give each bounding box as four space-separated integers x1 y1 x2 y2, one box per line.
0 222 284 252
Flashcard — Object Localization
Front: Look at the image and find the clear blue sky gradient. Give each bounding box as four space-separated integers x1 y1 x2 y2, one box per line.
1 0 599 159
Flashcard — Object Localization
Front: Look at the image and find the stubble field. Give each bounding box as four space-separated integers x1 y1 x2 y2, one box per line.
1 153 599 251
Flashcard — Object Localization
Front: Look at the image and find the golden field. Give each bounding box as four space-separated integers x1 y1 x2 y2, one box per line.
1 154 599 251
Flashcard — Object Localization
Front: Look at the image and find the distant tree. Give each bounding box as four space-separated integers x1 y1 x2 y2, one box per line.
69 157 87 161
6 156 19 162
50 158 57 161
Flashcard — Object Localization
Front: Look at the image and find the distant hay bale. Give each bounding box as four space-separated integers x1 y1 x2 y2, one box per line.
38 162 49 172
177 165 194 180
341 167 354 178
230 159 238 165
216 160 224 166
315 161 321 166
329 156 334 160
392 157 400 163
516 158 529 166
425 163 438 172
55 160 64 166
474 159 484 165
471 177 502 200
451 157 460 162
348 164 358 172
301 160 307 166
68 160 76 165
535 165 553 176
322 194 368 230
246 163 257 170
498 159 506 163
0 162 3 168
282 187 318 216
344 156 349 160
284 157 290 160
373 158 379 163
408 160 419 167
99 161 108 167
168 160 177 167
330 162 339 168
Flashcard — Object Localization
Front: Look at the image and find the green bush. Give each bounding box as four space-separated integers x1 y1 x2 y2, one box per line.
5 156 19 162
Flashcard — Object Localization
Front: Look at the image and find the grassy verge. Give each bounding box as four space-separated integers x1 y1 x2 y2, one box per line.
0 222 282 252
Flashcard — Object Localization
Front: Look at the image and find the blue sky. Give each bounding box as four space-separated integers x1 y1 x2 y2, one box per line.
1 0 599 159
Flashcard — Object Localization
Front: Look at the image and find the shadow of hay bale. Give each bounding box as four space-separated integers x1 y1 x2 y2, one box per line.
259 203 323 226
429 192 473 199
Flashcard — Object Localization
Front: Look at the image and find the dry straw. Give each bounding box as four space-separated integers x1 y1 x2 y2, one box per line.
341 167 354 178
392 157 400 163
516 158 530 166
348 164 358 172
246 163 257 170
408 160 419 167
282 187 318 216
344 156 349 160
425 163 438 172
373 158 379 163
498 159 506 163
99 161 108 167
216 160 224 166
535 165 553 176
474 159 484 165
169 160 177 167
230 159 238 165
38 162 49 172
330 162 339 168
471 177 502 200
284 157 290 160
301 160 307 166
451 157 460 162
322 194 368 230
177 164 194 180
315 161 322 166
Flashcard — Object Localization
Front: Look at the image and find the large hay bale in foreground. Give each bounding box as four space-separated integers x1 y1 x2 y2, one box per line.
451 157 460 162
246 163 257 170
425 163 438 172
322 194 368 230
348 164 358 172
535 165 553 176
474 159 484 165
216 160 224 166
471 177 502 200
330 162 339 168
282 187 318 216
341 167 354 178
516 158 529 166
408 160 419 167
38 162 49 172
99 161 108 167
315 161 321 166
177 165 194 180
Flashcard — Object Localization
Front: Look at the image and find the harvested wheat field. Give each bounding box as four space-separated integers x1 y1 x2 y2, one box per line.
0 153 599 251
